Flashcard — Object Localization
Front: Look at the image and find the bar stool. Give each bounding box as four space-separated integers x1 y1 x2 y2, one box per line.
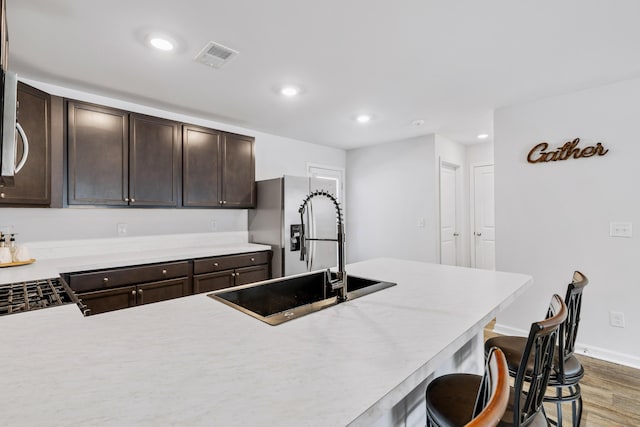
485 272 588 426
426 294 567 426
426 347 510 427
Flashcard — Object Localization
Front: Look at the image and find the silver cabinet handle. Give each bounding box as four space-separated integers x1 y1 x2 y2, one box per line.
213 262 219 267
219 200 223 204
124 198 130 202
103 277 109 283
131 290 136 295
250 257 255 262
0 193 4 199
131 198 135 203
476 232 482 236
138 289 143 294
453 233 459 237
162 269 167 275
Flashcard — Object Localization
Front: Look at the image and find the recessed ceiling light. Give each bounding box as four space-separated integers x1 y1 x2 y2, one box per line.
148 36 174 51
477 133 489 140
280 86 300 97
356 114 372 124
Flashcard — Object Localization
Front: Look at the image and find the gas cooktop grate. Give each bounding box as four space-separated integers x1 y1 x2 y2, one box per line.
0 278 74 316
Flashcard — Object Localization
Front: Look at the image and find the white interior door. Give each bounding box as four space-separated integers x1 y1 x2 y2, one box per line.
440 162 460 265
472 164 495 270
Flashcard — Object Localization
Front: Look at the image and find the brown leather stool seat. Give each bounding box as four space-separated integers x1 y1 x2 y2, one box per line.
426 374 482 426
486 271 588 427
426 295 567 427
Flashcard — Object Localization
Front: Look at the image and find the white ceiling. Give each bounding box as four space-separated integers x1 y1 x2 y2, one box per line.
8 0 640 150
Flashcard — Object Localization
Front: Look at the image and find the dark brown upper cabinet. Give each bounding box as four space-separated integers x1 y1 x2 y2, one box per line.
0 82 51 206
67 101 128 205
182 125 255 208
129 113 180 206
222 132 255 207
182 124 222 207
67 101 180 207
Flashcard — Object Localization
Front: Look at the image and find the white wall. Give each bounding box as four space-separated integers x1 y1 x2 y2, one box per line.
346 135 437 263
466 142 493 167
494 78 640 367
1 79 345 243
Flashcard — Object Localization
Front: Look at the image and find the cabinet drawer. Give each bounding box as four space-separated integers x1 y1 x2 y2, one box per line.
193 251 269 275
68 261 190 292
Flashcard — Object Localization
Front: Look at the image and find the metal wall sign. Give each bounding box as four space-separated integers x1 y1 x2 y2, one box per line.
527 138 609 163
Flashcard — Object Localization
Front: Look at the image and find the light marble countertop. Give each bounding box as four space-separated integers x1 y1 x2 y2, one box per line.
0 257 531 426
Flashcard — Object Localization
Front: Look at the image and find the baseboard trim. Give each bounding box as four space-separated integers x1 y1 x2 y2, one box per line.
493 323 640 370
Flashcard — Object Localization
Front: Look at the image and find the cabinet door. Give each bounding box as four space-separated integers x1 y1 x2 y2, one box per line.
193 270 235 293
136 277 188 305
78 285 137 316
235 265 269 286
182 125 221 207
0 82 50 205
67 101 128 205
222 133 255 207
129 114 180 207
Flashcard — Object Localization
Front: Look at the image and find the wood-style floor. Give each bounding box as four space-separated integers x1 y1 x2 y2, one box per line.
485 323 640 426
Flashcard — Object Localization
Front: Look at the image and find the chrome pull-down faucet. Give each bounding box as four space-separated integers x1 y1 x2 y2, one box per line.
298 190 347 302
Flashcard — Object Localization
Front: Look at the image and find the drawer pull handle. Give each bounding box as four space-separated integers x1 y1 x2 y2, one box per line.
162 269 167 275
138 289 143 294
213 262 219 267
124 197 129 202
250 258 255 262
0 192 5 199
231 273 236 277
131 290 136 295
103 277 109 283
131 198 135 203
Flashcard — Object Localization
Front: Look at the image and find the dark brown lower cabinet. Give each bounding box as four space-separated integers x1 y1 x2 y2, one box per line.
77 285 137 315
193 264 269 293
67 251 271 315
236 265 269 286
78 277 189 315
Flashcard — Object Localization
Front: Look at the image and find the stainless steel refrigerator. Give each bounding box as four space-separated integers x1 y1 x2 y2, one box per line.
248 175 339 278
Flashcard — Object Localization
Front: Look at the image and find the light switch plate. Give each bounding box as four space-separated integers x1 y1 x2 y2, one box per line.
610 222 632 238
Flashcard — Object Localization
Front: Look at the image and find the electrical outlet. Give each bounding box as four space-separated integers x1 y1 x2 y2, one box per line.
211 220 217 232
609 311 625 328
117 223 128 237
610 222 632 238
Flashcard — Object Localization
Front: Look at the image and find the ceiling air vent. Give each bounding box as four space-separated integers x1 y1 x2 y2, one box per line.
195 41 238 69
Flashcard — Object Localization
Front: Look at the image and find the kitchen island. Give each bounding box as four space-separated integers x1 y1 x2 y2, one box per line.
0 257 531 426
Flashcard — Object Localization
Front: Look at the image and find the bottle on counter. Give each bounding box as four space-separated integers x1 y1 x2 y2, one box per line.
0 233 12 264
9 234 17 262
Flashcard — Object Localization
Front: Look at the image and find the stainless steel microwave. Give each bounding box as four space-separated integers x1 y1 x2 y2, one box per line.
0 70 28 187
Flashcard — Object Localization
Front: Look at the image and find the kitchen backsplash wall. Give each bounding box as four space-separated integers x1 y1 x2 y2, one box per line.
0 208 246 243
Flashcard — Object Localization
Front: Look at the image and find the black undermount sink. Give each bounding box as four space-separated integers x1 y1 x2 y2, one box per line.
209 271 396 325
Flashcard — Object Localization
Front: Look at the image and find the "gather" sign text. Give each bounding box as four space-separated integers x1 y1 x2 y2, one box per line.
527 138 609 164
